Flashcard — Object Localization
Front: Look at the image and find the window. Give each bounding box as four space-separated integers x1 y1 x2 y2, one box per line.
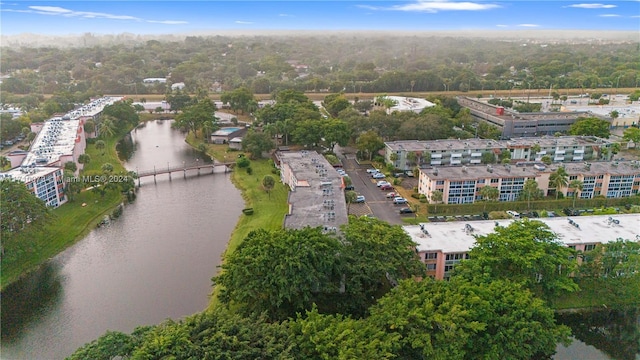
478 179 485 184
491 178 499 184
436 180 445 185
584 244 596 251
426 263 437 271
425 252 438 260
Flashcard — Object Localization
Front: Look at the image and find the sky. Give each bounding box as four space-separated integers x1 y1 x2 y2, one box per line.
1 1 639 35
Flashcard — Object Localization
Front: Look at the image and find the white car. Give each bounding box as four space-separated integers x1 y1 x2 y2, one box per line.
377 180 391 187
366 168 380 174
393 197 408 204
372 172 386 179
355 195 366 203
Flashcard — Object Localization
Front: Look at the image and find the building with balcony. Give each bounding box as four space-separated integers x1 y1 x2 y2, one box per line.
0 97 123 207
385 136 614 171
456 96 608 139
404 214 640 280
417 161 640 204
276 150 348 233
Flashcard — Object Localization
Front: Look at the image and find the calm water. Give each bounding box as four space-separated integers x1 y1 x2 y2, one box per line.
1 121 243 359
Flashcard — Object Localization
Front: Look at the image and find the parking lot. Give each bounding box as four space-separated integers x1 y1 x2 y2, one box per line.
339 155 416 225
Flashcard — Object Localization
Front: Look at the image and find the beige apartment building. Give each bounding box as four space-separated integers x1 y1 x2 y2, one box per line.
418 161 640 204
405 214 640 280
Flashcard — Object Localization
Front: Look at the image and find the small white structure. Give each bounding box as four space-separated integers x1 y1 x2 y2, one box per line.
229 137 243 150
171 82 186 91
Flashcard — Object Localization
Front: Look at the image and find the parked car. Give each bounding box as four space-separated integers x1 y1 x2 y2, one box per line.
372 172 386 179
377 180 391 187
393 172 406 178
406 170 414 177
386 192 398 198
366 168 380 174
393 197 408 204
345 185 355 191
355 195 365 203
399 207 414 214
380 184 393 190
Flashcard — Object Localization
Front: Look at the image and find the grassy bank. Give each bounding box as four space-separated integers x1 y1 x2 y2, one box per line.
184 135 289 311
552 277 640 310
1 133 129 291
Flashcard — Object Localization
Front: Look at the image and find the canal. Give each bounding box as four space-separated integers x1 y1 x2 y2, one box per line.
1 120 244 359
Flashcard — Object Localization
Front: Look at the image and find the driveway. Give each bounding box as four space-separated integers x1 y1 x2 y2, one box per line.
340 152 405 225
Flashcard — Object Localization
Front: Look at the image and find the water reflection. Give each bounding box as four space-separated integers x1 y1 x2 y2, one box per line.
1 262 63 342
557 308 640 360
116 133 136 162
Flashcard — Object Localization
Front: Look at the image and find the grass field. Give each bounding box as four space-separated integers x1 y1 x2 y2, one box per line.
1 133 129 291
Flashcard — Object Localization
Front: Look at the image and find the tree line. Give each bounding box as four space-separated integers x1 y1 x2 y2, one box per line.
68 217 640 359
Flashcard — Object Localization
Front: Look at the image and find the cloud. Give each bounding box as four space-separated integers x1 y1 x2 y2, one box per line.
358 1 500 13
517 24 540 27
496 24 508 27
599 13 621 17
235 20 254 24
1 5 186 25
565 3 617 9
278 13 293 17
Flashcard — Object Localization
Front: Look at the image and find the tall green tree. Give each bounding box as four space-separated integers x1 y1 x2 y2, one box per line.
175 98 218 136
220 87 255 114
322 118 350 150
569 179 584 208
549 166 569 199
95 140 106 155
1 179 50 240
262 175 275 198
242 129 274 159
569 117 611 138
355 130 384 161
430 190 443 213
456 219 578 302
622 127 640 143
518 178 543 209
213 227 344 321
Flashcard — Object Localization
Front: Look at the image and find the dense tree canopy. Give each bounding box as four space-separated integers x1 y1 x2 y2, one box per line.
0 179 51 240
569 117 611 138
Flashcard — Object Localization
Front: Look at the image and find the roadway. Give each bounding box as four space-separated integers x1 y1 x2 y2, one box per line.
336 146 410 225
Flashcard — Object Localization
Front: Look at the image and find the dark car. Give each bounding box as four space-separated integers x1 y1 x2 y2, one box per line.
345 185 355 191
399 207 414 214
380 184 393 191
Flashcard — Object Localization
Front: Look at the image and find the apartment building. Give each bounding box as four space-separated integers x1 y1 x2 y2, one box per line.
0 97 123 207
385 136 614 171
276 150 348 233
404 214 640 280
1 166 66 207
456 96 606 139
418 161 640 204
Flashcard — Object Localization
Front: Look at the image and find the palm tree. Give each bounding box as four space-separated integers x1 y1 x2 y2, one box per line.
0 156 10 170
549 167 569 199
569 179 584 208
95 140 106 155
98 117 117 138
345 190 357 213
479 185 499 211
531 144 541 160
430 190 443 214
78 154 91 166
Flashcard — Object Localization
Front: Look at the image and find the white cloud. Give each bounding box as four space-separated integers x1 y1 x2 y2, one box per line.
565 3 617 9
359 1 500 13
0 5 186 25
278 13 293 17
599 13 621 17
496 24 508 27
517 24 540 27
235 20 254 24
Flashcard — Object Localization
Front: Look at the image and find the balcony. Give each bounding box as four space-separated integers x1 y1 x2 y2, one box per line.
431 160 442 165
451 159 462 165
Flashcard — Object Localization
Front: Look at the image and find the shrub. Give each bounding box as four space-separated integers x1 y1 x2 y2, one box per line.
236 156 250 168
488 211 510 220
246 166 253 175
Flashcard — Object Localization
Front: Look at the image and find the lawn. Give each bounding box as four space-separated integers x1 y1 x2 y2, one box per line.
1 189 122 290
184 135 289 311
1 133 131 290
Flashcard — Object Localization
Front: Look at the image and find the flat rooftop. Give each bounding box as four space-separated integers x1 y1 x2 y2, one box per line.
386 136 612 152
388 96 435 112
23 118 80 167
406 213 640 254
65 96 123 120
0 166 60 182
279 151 348 231
421 160 640 181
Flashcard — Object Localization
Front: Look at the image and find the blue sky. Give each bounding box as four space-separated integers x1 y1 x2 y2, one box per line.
1 1 639 35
